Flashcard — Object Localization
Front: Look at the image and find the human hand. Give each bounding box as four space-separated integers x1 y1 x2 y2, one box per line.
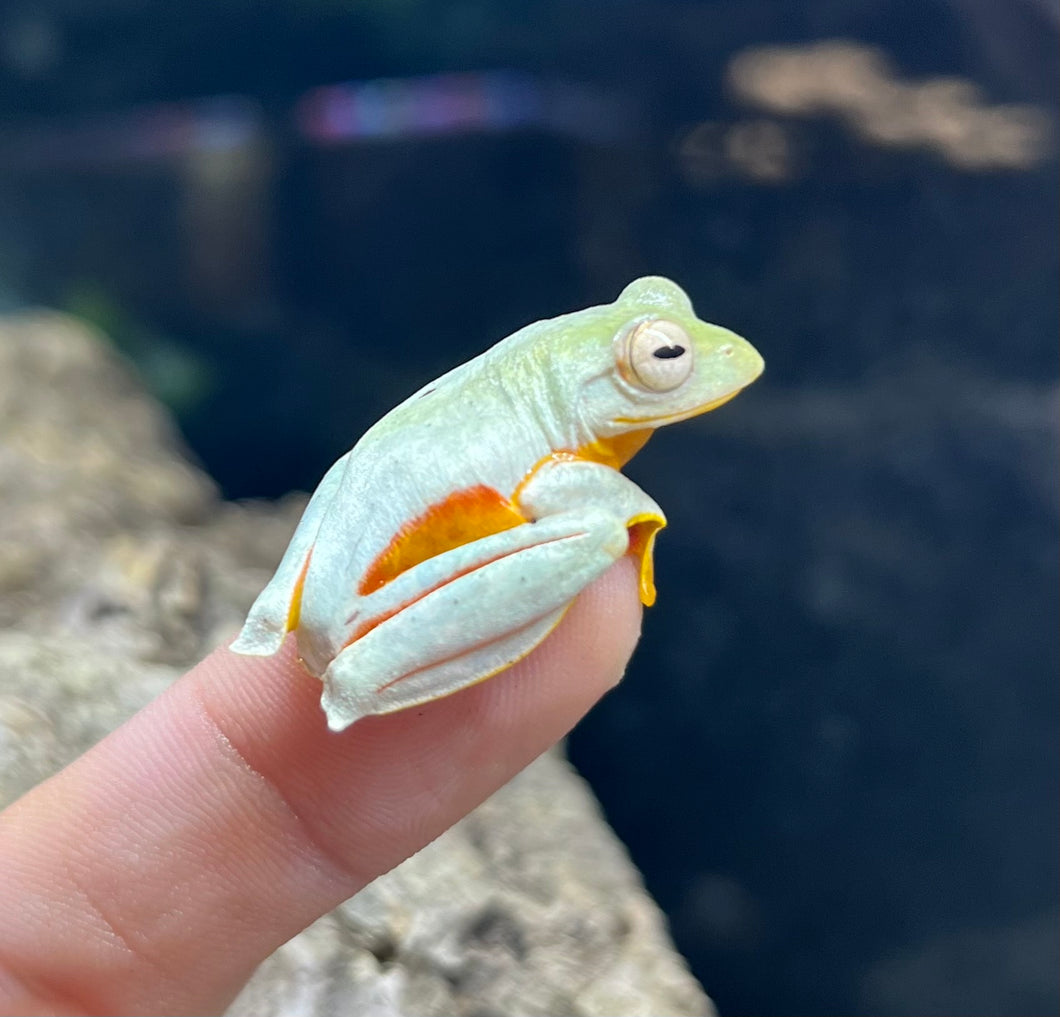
0 559 641 1016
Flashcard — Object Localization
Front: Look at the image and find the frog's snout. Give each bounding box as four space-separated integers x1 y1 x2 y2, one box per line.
742 342 766 384
720 334 765 389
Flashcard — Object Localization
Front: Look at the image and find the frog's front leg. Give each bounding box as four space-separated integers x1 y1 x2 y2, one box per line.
319 458 665 730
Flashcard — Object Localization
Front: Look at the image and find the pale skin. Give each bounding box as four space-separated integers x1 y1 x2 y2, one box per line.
0 278 762 1013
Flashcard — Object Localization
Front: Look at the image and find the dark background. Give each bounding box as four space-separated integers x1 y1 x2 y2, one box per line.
1 2 1056 1014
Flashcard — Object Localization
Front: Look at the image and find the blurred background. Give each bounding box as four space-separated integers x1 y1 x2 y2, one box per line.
0 1 1056 1014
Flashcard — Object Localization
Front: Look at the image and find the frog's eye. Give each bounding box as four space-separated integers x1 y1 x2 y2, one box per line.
616 319 694 392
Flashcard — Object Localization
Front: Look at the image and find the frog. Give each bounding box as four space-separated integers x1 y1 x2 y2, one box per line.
231 276 764 730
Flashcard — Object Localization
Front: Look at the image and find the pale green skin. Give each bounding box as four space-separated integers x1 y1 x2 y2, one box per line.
232 277 764 730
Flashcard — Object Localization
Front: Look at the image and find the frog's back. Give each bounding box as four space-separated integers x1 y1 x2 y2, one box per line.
355 346 553 499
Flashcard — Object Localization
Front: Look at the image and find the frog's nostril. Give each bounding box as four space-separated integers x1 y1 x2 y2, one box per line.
719 344 734 357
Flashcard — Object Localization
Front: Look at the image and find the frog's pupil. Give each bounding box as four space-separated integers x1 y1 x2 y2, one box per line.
653 345 685 360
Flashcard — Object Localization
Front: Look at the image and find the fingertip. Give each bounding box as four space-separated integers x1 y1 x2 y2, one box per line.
543 554 643 691
582 553 645 675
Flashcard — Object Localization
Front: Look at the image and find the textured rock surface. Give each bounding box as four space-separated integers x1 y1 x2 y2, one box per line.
0 310 712 1017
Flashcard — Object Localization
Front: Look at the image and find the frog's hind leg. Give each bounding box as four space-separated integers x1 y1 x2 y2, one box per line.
317 457 664 731
231 452 351 657
321 606 566 731
317 507 634 730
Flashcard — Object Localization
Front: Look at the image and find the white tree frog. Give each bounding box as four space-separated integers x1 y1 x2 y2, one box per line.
232 277 764 730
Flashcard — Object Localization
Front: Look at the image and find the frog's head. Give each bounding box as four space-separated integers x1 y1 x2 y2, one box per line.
569 276 764 444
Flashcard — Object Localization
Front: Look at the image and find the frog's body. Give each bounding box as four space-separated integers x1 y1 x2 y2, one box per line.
232 277 764 730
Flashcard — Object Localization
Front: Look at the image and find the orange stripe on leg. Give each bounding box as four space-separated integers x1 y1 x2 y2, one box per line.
359 484 526 596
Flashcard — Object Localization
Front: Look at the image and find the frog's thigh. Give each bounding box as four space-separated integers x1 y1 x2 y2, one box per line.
320 506 629 731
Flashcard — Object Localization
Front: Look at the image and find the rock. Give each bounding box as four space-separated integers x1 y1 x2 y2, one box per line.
0 632 178 807
0 309 216 638
0 310 713 1017
231 752 708 1017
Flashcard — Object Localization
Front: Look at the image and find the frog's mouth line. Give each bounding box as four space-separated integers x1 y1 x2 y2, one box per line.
612 387 743 427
